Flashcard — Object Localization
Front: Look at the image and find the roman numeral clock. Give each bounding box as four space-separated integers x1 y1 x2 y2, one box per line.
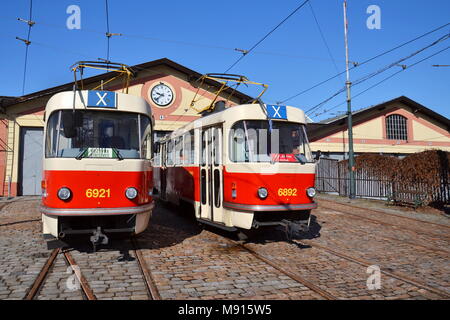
150 82 174 107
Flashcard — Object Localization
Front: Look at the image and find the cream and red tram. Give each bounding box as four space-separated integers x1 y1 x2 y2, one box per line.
41 88 154 248
153 102 317 237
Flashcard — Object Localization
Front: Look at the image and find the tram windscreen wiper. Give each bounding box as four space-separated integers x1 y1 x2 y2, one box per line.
75 147 89 160
112 148 124 161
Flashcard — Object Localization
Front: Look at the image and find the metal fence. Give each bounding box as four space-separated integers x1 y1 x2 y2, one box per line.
315 158 450 206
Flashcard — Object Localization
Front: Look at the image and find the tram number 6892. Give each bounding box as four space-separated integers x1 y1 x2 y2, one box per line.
277 188 297 196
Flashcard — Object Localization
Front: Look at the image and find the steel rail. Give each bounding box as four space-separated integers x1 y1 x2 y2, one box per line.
210 232 337 300
319 199 450 229
298 239 450 299
62 250 97 300
25 248 60 300
318 202 450 240
0 219 41 227
132 238 161 300
318 211 450 255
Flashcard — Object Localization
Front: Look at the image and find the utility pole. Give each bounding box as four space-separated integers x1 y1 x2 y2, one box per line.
343 0 356 199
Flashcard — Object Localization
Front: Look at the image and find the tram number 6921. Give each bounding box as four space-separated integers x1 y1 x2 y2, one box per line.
85 188 111 198
277 188 297 196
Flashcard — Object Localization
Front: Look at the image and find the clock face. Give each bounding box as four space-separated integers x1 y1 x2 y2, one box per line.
151 83 174 107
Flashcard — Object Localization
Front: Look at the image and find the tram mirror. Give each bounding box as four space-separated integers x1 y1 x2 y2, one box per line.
315 150 322 161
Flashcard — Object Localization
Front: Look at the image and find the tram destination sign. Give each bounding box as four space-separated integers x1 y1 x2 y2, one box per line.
87 91 117 108
266 105 287 120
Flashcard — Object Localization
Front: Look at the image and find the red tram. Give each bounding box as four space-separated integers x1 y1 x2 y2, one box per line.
40 62 154 248
153 102 317 238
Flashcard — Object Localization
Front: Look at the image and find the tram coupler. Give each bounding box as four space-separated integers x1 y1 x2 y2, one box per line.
281 219 310 242
90 227 109 252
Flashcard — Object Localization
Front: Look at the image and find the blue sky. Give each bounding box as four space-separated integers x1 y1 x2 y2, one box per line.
1 0 449 121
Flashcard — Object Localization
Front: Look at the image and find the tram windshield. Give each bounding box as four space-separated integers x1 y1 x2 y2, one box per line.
229 120 313 163
45 110 152 159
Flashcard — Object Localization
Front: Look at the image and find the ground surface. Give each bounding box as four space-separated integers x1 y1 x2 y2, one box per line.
0 195 448 300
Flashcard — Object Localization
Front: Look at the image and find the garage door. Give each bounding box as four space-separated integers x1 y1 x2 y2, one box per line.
19 127 43 195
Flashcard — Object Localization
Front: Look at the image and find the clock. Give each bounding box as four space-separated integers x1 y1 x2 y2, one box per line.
150 82 174 107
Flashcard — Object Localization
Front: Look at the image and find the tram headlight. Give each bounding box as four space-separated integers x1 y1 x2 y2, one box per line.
125 187 138 200
306 187 316 198
57 187 71 200
258 187 268 200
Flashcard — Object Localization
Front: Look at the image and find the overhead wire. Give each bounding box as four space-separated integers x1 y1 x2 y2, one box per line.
17 0 34 95
105 0 110 61
311 45 450 120
280 21 450 103
223 0 310 73
0 13 344 63
308 0 342 79
305 33 449 116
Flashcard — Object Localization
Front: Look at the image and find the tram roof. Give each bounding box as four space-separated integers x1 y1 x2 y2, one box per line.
45 90 151 116
165 104 307 140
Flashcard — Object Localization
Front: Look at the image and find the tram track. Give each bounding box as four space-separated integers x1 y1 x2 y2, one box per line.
25 248 59 300
318 199 450 229
132 238 161 300
317 212 450 255
23 239 160 300
295 239 450 299
61 250 96 300
25 248 97 300
209 232 337 300
210 228 449 300
318 201 450 240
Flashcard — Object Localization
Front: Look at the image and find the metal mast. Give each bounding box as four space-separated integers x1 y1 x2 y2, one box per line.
343 0 356 199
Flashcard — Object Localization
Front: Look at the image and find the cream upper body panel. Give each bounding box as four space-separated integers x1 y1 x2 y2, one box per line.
166 104 307 139
45 90 152 117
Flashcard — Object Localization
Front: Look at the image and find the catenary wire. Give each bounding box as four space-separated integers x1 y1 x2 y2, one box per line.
223 0 310 73
305 33 449 115
311 46 450 120
280 21 450 103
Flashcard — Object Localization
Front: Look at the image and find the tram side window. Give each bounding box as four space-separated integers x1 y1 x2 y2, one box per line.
154 143 161 166
175 136 183 165
45 111 59 157
201 131 206 166
140 115 152 160
167 140 174 166
183 131 195 165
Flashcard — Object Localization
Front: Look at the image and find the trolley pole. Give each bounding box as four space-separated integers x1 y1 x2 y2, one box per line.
343 0 356 199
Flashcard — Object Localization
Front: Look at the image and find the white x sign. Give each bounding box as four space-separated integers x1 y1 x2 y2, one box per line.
96 92 107 106
272 105 281 118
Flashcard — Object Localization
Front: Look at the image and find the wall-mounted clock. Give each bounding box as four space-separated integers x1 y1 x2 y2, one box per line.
151 82 174 107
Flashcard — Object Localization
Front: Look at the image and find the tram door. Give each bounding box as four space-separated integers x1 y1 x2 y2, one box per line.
200 127 223 223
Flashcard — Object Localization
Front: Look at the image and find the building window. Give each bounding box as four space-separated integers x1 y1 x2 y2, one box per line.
386 114 408 140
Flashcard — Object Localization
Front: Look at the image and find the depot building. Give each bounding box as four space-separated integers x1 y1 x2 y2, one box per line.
1 58 449 197
0 58 252 196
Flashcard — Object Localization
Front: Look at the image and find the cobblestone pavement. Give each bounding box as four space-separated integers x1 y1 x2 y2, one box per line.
308 208 450 293
0 199 148 300
0 196 448 300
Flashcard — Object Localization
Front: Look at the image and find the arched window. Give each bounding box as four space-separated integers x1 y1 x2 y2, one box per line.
386 114 408 140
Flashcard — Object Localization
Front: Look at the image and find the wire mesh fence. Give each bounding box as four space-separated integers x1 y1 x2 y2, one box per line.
315 157 449 207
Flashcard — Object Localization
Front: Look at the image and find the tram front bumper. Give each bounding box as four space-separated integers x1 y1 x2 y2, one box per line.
40 203 154 216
